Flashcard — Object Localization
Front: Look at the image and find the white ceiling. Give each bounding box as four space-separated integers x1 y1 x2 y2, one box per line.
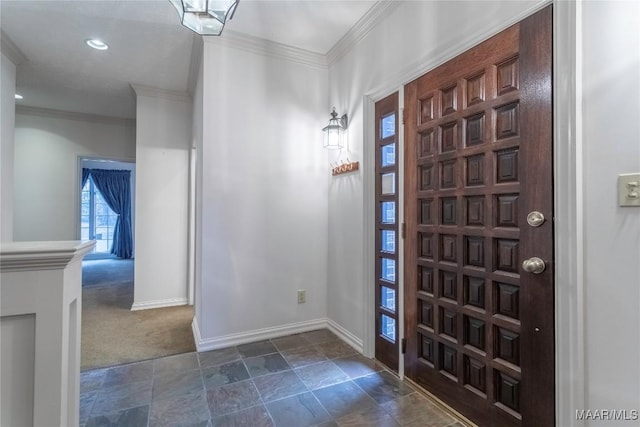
1 0 377 119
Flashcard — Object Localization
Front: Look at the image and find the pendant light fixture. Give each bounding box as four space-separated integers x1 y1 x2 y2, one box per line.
169 0 239 36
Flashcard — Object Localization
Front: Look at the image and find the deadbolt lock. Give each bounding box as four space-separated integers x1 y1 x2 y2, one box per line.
527 211 545 227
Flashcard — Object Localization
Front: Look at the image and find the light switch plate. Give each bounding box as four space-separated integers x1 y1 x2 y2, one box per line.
618 173 640 207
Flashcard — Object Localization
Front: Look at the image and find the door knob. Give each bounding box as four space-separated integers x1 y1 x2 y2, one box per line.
522 257 545 274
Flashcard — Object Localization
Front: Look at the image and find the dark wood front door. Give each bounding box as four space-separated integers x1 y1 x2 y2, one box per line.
403 6 553 426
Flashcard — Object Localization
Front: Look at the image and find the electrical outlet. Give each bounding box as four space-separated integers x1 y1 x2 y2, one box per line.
618 173 640 207
297 290 306 304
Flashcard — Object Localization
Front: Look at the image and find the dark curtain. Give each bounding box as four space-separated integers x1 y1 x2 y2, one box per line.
82 168 91 188
88 169 133 259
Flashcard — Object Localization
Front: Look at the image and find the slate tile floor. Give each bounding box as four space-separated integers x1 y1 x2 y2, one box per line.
80 329 467 427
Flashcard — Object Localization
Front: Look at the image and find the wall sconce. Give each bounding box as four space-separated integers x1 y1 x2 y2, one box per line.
322 107 348 150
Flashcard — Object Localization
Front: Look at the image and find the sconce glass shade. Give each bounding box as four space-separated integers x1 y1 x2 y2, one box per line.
169 0 239 35
323 108 348 150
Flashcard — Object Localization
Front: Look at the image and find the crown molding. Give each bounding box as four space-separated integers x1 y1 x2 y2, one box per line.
205 30 328 70
130 84 192 103
326 0 400 67
0 30 28 66
16 105 135 126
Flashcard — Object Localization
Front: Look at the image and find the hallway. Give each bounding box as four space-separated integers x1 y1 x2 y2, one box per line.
80 329 468 426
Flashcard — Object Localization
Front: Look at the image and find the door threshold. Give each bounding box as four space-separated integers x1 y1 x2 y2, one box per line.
403 376 477 427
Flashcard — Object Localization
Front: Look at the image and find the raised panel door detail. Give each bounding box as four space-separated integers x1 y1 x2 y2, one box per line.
420 300 434 328
420 164 435 191
420 267 434 294
440 122 458 153
420 96 435 124
419 130 436 158
464 236 485 268
496 327 520 365
420 334 435 364
441 84 458 116
465 113 485 147
465 316 486 351
420 199 434 225
466 72 486 106
465 196 485 226
496 372 521 413
495 239 520 273
441 198 457 225
440 235 457 263
496 283 520 320
440 308 458 339
440 270 457 301
496 149 519 183
466 154 485 186
440 344 458 377
496 57 519 95
440 160 457 189
464 276 486 309
496 194 519 227
465 356 487 394
495 102 520 140
419 233 434 259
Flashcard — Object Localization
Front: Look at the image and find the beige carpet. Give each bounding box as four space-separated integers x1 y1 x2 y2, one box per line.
81 260 195 371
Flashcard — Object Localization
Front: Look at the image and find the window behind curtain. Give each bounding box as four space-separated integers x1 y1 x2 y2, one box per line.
81 176 119 253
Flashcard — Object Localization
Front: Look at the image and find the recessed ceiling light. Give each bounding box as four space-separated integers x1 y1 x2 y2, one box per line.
86 39 108 50
14 94 23 100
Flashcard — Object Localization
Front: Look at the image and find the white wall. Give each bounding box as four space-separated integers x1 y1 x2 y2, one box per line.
326 0 544 346
13 109 135 241
582 0 640 419
133 86 191 309
1 52 16 242
194 39 328 347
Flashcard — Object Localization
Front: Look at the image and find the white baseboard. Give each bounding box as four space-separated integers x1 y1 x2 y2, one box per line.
327 319 364 354
192 316 365 355
130 297 188 311
193 317 332 352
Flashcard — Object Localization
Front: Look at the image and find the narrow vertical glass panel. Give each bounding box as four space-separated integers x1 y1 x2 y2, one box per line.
381 143 396 167
381 202 395 224
381 173 396 195
381 230 395 253
381 258 396 282
381 113 396 139
381 286 396 311
381 314 396 342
